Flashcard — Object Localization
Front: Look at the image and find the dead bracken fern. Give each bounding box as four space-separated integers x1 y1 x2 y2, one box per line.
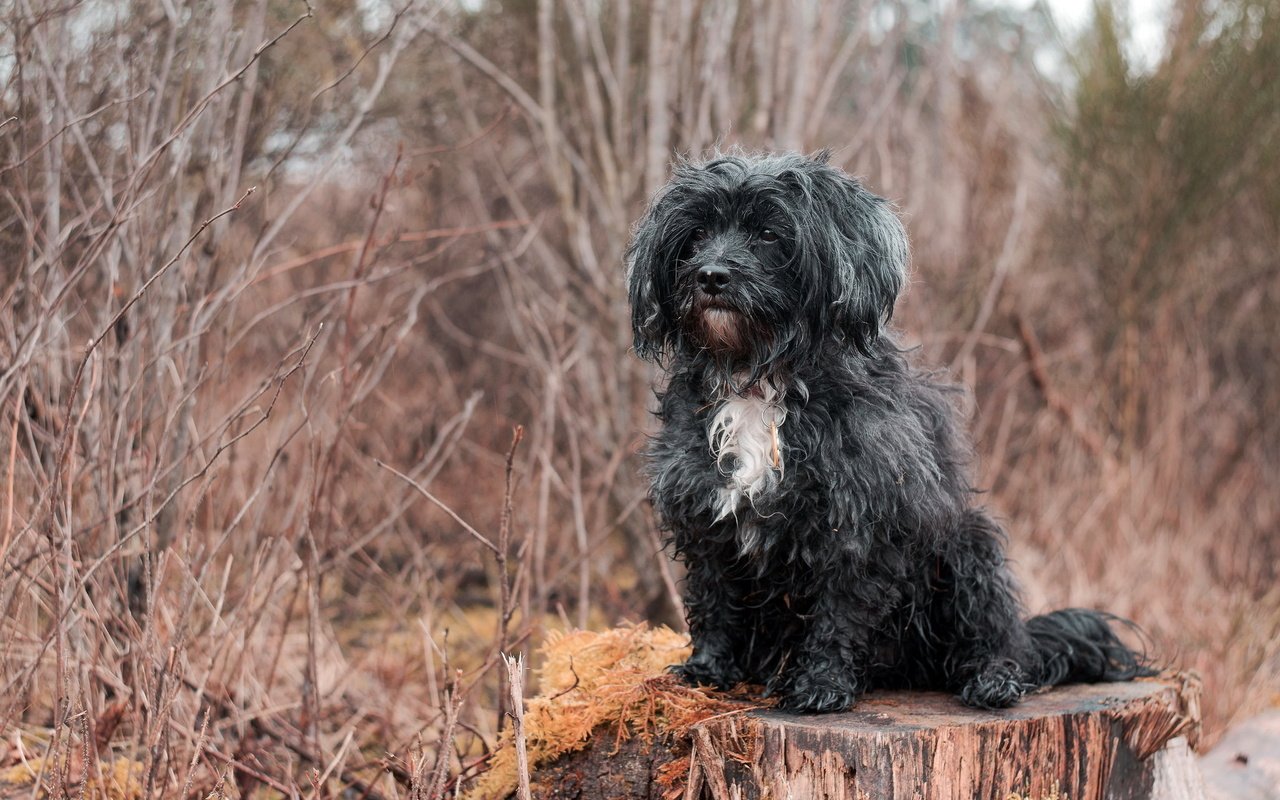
464 624 747 800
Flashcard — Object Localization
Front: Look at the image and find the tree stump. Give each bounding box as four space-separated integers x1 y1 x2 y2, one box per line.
527 677 1204 800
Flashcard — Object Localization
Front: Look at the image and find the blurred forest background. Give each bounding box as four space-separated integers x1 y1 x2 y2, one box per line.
2 0 1278 796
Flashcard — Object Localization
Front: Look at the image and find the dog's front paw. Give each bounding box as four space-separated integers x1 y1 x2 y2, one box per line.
959 659 1031 709
669 654 743 691
775 671 860 714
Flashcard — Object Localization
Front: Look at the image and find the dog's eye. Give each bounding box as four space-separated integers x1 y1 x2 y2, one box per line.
690 227 708 243
759 228 780 244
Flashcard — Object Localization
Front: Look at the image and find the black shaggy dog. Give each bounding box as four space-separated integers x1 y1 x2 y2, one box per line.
625 151 1150 714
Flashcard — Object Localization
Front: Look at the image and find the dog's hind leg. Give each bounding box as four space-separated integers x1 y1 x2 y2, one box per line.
935 509 1042 709
936 510 1153 708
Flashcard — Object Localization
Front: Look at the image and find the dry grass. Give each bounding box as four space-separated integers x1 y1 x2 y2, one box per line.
1 1 1276 798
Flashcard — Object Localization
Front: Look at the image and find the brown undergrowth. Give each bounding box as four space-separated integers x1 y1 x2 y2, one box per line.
463 624 756 800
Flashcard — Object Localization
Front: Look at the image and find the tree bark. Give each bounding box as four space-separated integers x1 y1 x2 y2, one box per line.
527 677 1204 800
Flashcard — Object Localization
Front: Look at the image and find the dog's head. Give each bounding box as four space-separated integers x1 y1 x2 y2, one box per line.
625 151 908 380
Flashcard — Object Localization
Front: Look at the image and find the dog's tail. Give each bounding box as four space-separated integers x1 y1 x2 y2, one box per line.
1025 609 1155 687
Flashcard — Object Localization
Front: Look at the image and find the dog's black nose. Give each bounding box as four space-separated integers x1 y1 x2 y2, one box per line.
696 264 731 295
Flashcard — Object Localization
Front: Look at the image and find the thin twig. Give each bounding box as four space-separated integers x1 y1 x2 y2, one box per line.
422 678 464 800
952 176 1032 372
1015 313 1113 467
505 654 532 800
253 219 529 285
0 90 148 178
495 425 524 731
50 186 257 522
374 460 499 554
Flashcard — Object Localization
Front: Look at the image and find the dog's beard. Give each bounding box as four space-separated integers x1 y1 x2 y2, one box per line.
696 305 747 353
679 294 789 391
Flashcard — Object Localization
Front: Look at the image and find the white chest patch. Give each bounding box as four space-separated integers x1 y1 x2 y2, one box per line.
709 381 787 521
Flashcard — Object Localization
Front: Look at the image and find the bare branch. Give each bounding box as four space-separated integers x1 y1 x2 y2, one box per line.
375 460 499 555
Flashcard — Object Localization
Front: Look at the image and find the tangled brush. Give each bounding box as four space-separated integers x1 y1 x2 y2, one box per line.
464 623 745 800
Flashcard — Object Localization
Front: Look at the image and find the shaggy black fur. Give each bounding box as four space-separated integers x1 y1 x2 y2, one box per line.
626 151 1152 713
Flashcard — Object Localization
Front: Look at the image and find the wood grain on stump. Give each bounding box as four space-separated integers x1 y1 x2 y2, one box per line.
528 676 1204 800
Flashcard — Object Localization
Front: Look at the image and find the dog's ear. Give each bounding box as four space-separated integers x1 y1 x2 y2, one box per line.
624 229 665 361
625 188 680 361
625 157 719 360
803 160 909 355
